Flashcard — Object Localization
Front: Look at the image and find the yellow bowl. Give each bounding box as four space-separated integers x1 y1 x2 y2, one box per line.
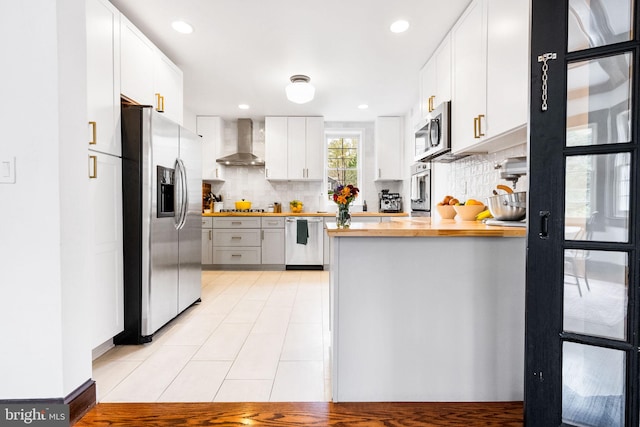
453 204 486 221
436 205 456 219
290 203 303 213
235 200 252 210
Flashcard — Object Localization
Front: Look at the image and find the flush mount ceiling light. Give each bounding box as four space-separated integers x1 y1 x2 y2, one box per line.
286 75 315 104
238 104 250 110
358 104 369 110
390 20 410 33
171 20 194 34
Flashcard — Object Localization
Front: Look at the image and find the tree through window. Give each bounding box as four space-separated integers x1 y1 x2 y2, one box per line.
327 135 359 201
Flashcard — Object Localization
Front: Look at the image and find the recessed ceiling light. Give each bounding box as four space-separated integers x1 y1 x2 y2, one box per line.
171 21 193 34
390 20 410 33
238 104 250 110
358 104 369 109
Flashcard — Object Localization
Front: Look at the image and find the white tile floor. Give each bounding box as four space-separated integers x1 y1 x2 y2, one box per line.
92 270 331 402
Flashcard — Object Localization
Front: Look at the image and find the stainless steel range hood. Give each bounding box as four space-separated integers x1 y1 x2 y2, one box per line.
216 118 265 166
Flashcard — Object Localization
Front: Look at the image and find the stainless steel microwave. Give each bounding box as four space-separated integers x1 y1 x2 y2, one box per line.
414 101 451 162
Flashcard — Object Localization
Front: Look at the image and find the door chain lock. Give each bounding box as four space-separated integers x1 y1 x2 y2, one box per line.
537 52 557 112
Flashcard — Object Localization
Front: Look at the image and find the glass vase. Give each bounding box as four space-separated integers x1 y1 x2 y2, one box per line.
336 204 351 228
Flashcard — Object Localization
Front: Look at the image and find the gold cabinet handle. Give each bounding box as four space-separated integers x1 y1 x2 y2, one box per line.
477 114 485 137
89 121 97 145
473 117 479 138
428 96 435 112
89 155 97 179
155 93 165 113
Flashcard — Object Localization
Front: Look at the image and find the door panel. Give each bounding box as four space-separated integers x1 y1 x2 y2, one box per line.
566 54 633 147
563 249 628 340
568 0 633 52
562 342 626 427
527 1 640 426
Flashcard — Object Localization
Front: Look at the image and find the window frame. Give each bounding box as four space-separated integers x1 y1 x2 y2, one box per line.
324 128 364 206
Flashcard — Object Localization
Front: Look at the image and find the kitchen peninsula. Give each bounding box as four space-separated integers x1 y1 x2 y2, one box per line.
326 218 526 402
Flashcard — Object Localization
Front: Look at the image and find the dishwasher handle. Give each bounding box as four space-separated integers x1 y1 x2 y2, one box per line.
285 218 324 224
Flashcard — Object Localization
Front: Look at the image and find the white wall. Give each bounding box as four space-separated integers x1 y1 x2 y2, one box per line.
0 0 91 399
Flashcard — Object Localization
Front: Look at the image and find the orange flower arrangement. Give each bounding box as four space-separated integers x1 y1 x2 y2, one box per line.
333 184 359 207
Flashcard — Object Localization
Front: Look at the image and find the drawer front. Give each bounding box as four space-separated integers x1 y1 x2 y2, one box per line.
213 247 261 264
202 217 213 228
261 217 285 228
212 229 261 247
213 217 261 229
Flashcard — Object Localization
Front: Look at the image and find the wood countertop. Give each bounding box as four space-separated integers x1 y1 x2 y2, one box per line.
325 217 526 237
202 212 409 218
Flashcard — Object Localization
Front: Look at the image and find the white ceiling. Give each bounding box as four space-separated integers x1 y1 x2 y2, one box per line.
109 0 471 122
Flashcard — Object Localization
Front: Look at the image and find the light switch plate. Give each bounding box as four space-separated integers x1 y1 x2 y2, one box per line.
0 157 16 184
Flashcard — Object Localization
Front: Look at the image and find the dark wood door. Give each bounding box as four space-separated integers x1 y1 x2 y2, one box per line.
526 1 639 426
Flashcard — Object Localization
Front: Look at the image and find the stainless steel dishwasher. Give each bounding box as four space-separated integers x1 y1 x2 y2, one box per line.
285 217 324 269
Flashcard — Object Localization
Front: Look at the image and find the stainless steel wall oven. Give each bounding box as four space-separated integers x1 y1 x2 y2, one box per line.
410 162 431 215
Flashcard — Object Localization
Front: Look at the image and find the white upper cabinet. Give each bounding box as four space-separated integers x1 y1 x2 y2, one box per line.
375 116 404 181
120 15 184 125
197 116 225 181
120 15 154 106
154 53 184 125
451 0 529 154
287 117 306 179
419 34 452 122
86 0 121 157
265 116 324 180
265 117 288 180
304 117 324 180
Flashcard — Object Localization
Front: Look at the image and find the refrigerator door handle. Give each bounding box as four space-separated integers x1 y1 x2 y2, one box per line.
174 158 188 230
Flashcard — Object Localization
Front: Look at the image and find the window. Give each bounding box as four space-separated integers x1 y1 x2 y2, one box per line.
325 130 363 202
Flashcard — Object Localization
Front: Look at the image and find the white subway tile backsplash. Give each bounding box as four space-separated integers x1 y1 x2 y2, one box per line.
432 143 528 205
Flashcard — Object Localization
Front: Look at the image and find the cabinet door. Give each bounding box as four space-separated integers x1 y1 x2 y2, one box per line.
154 53 183 125
201 228 213 264
485 0 528 139
265 117 288 179
88 151 123 348
374 117 404 181
419 58 436 120
261 228 284 264
120 16 154 106
451 0 487 153
435 35 452 106
305 117 324 180
86 0 121 157
287 117 306 179
197 116 224 180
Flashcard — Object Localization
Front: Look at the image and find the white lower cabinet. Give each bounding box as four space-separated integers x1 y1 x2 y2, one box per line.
201 216 285 266
89 151 123 348
201 228 213 264
211 217 261 265
261 217 285 265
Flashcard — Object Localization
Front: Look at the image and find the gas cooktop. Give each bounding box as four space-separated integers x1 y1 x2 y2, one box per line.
219 208 265 213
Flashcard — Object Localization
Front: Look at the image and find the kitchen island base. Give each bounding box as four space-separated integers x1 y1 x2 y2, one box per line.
330 234 525 402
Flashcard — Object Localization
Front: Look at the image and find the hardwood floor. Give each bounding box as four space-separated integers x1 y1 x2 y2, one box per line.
76 401 523 426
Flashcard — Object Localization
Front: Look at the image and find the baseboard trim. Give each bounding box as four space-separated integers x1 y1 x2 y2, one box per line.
0 379 96 426
65 379 96 425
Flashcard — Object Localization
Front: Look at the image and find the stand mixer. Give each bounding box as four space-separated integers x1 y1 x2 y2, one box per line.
494 156 527 189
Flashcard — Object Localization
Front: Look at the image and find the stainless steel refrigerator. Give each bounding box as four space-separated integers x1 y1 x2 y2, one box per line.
115 105 202 344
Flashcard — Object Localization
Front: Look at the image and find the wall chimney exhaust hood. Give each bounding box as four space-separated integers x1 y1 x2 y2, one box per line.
216 118 265 166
